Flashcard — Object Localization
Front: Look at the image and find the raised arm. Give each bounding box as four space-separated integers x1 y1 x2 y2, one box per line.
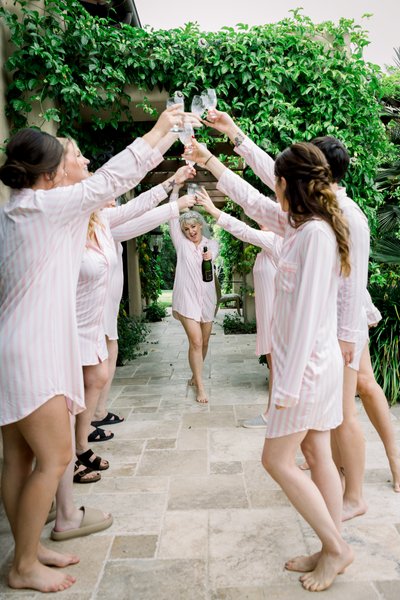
195 188 275 254
184 141 287 237
111 195 196 243
203 109 276 191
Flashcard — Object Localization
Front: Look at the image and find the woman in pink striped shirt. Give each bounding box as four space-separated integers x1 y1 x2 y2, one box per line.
195 189 281 423
0 106 182 593
74 167 197 478
169 186 219 404
187 140 353 592
93 165 196 433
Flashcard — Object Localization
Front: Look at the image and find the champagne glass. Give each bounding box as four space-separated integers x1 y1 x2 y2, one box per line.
179 122 195 166
166 91 185 132
201 89 217 111
191 95 205 118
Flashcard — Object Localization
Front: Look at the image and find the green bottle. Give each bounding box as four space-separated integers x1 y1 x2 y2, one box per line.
202 246 213 282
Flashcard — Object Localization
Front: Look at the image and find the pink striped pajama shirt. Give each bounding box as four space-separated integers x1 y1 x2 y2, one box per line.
169 194 219 323
235 136 371 371
103 200 180 340
78 184 170 361
0 138 163 425
217 211 280 356
218 169 343 438
101 184 167 340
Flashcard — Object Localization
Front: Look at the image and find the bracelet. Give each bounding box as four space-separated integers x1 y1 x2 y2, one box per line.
204 155 213 166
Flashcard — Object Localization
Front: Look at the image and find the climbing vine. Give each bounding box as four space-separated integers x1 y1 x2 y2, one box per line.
1 0 393 282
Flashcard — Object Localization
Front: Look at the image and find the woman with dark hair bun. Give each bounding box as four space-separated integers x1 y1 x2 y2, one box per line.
190 139 353 592
0 105 183 593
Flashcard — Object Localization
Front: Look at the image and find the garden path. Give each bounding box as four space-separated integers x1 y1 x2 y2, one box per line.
0 309 399 599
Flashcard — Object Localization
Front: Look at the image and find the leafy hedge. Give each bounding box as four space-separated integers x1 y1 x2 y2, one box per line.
1 2 391 217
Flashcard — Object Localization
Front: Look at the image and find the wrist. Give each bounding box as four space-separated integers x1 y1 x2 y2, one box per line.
227 125 244 146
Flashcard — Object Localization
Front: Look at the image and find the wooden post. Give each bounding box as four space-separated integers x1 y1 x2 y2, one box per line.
126 238 143 317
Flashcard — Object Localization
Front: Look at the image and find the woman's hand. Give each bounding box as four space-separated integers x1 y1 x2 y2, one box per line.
182 139 212 168
195 188 221 220
202 109 235 133
175 164 196 185
338 340 355 367
157 105 185 136
202 249 212 261
177 194 196 212
184 113 203 128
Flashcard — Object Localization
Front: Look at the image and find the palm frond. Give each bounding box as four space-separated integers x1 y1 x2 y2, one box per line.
371 237 400 264
376 160 400 190
377 204 400 233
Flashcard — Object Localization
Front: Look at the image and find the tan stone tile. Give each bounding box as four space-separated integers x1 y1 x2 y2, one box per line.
211 461 243 475
158 510 208 559
112 394 160 409
208 508 304 587
211 588 265 600
146 438 176 450
110 420 180 439
137 449 207 476
110 535 157 559
97 559 207 599
168 475 248 510
209 429 265 462
182 412 236 429
176 428 208 450
342 523 400 581
375 580 400 600
99 439 144 463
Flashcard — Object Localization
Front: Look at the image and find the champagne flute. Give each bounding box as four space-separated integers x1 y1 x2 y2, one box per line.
201 89 217 111
179 122 195 166
191 95 205 118
166 91 185 132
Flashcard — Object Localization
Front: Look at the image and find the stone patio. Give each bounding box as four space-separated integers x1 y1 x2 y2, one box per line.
0 309 399 599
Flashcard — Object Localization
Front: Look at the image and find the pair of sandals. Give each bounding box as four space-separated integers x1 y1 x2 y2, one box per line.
73 448 109 484
87 411 124 443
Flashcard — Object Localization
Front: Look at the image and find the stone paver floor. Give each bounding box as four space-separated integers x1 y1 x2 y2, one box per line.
1 309 399 599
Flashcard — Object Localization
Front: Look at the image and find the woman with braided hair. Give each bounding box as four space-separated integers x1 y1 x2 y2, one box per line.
189 140 353 592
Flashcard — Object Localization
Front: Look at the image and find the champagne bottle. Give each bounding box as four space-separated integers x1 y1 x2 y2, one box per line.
202 246 213 282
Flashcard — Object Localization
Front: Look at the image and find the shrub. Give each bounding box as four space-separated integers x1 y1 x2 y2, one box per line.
369 283 400 405
144 302 167 322
222 313 257 334
117 304 149 365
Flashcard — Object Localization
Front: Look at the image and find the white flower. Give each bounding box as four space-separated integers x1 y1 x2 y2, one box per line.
198 38 208 49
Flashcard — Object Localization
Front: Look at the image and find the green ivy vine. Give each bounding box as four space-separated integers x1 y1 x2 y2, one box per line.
1 0 394 286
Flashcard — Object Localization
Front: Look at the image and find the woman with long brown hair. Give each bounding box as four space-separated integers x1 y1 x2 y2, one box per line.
191 140 353 592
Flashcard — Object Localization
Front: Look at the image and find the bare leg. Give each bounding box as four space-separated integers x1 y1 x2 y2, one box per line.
93 338 120 422
53 414 108 539
75 362 110 467
2 396 76 592
286 431 343 573
332 363 367 521
262 429 353 591
357 345 400 492
179 315 210 403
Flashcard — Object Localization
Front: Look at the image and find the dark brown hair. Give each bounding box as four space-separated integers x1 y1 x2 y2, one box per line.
0 128 63 189
274 142 351 276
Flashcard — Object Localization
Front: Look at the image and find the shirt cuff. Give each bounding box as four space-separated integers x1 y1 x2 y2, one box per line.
337 327 364 343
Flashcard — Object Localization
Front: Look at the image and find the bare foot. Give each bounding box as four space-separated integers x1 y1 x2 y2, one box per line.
38 543 80 568
285 551 320 573
196 389 208 404
300 543 354 592
342 498 367 521
188 377 195 386
8 561 76 593
388 455 400 492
